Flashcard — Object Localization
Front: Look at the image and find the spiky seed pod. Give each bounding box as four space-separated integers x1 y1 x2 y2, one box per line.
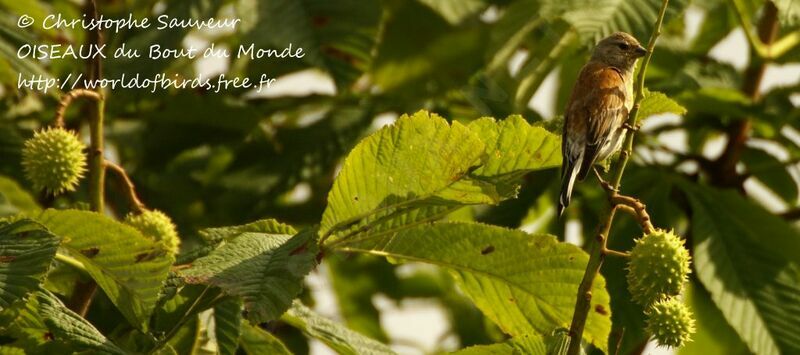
627 229 691 306
22 127 87 194
646 298 696 348
125 209 180 255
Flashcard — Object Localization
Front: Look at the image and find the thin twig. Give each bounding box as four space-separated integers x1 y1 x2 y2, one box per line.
54 89 103 127
611 194 655 233
105 160 146 213
565 1 670 353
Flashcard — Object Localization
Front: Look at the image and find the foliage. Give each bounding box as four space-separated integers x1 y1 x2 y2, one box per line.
0 0 799 354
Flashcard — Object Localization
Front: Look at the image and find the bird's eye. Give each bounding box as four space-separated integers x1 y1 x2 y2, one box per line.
618 43 630 50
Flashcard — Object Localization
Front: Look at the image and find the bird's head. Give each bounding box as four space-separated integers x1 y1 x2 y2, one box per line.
591 32 647 71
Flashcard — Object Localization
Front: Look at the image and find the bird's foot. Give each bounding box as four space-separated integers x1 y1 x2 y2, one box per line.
623 122 640 131
593 167 618 194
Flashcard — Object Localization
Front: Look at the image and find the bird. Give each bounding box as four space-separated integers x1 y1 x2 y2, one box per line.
558 32 647 216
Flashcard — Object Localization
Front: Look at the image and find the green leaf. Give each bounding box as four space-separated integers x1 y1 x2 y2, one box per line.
340 222 611 352
678 181 800 354
36 209 174 330
0 219 58 311
178 227 317 324
213 298 242 355
36 291 126 355
282 301 396 355
452 333 548 355
466 115 561 182
0 176 40 217
638 89 687 119
240 323 292 355
320 110 486 243
322 111 563 248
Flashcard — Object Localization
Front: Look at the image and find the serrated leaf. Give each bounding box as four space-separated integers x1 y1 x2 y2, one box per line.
679 181 800 354
320 110 486 243
639 89 687 119
322 111 563 248
282 301 396 355
467 115 561 180
213 298 242 355
36 291 126 355
0 219 58 311
178 228 317 324
240 323 292 355
0 176 40 217
340 222 611 352
36 209 174 330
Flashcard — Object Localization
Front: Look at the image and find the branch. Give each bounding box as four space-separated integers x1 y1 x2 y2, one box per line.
67 0 104 318
611 194 655 234
54 89 103 127
565 1 670 353
105 160 146 213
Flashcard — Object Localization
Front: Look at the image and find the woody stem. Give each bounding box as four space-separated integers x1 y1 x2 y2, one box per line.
565 0 669 353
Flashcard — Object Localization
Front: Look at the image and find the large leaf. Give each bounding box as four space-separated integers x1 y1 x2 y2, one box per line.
36 291 126 355
36 209 174 330
320 110 486 243
679 181 800 354
0 219 58 311
340 222 611 352
321 111 563 248
282 301 396 355
178 226 317 324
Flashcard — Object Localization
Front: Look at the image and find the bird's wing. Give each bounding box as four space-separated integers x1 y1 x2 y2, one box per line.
566 63 628 179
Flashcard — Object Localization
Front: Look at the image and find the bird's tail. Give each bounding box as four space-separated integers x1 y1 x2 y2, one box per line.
558 154 583 217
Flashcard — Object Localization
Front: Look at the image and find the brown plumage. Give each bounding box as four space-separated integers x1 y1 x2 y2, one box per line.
558 32 647 216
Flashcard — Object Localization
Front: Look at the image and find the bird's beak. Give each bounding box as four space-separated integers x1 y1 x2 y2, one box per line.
635 46 647 57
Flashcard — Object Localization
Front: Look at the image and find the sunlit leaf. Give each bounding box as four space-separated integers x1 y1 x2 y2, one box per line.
37 209 174 330
340 222 611 352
